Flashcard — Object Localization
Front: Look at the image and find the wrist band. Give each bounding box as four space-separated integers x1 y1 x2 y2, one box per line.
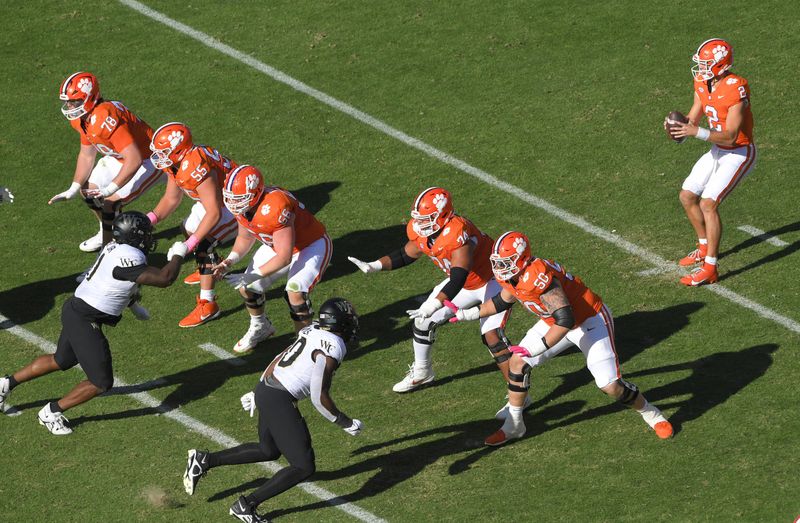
68 182 82 192
225 251 241 265
146 211 159 225
185 234 200 252
104 182 120 195
695 128 711 141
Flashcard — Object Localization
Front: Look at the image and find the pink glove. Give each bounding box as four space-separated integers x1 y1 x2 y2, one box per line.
509 345 532 357
444 300 460 323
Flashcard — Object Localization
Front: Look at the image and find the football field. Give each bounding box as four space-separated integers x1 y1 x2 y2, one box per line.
1 1 799 521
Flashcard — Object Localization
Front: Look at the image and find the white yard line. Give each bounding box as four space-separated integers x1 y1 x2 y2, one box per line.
636 267 673 277
0 313 386 523
117 0 800 335
198 342 246 366
737 225 790 247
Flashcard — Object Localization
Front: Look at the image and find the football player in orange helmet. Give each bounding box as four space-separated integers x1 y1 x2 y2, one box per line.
449 231 673 446
144 122 239 328
666 39 757 286
348 187 520 412
50 72 165 253
211 165 332 353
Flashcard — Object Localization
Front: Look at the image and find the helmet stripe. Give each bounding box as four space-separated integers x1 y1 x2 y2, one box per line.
494 231 512 254
226 165 246 191
153 121 185 136
414 187 438 212
696 37 724 55
60 72 83 96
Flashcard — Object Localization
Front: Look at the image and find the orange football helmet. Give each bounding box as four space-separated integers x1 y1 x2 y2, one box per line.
490 231 531 281
223 165 265 215
60 72 100 120
150 122 193 170
692 38 733 82
411 187 454 237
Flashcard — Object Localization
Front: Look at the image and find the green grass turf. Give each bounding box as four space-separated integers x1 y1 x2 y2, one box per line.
1 1 799 521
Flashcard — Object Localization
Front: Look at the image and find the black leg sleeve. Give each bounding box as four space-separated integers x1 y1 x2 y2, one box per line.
207 443 271 468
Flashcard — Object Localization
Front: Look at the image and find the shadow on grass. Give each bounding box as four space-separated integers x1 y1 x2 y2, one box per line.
719 220 800 281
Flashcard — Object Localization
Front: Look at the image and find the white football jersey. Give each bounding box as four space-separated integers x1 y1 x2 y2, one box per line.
75 242 146 317
270 325 347 400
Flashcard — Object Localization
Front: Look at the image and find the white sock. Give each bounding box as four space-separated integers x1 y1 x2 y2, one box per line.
501 406 525 435
200 289 216 302
698 238 708 245
636 400 666 428
704 256 717 266
249 313 266 328
412 341 432 370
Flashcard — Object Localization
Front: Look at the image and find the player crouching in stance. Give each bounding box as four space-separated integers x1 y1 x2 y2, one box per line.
182 298 361 523
146 122 239 327
449 231 674 446
211 165 332 353
348 187 519 413
667 38 756 286
0 212 186 434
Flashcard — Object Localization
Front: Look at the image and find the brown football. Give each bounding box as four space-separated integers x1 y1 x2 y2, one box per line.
665 110 688 143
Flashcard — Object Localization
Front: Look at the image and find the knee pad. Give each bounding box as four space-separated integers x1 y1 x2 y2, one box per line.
284 292 313 322
412 316 438 345
195 241 219 275
83 197 102 212
482 330 511 364
244 291 266 309
615 378 640 406
508 363 531 388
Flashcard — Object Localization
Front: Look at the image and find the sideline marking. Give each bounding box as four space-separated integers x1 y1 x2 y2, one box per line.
118 0 800 335
198 342 246 366
737 225 790 247
0 313 386 523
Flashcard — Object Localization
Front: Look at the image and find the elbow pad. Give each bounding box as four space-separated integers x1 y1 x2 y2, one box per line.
552 306 575 329
441 267 469 300
388 247 416 270
491 293 514 313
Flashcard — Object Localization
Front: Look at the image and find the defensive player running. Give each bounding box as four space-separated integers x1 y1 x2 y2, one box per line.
666 38 756 286
348 187 517 409
146 122 239 327
449 231 674 446
211 165 333 353
50 72 164 252
182 298 361 523
0 212 186 434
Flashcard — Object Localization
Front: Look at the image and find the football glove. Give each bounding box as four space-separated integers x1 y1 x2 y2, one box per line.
348 256 382 274
83 182 119 199
224 272 264 290
48 182 82 205
445 301 480 322
0 187 14 204
167 241 188 261
240 391 256 417
343 419 363 436
406 297 442 320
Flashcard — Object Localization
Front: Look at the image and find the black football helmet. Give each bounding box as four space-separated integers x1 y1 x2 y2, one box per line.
318 297 359 343
113 211 156 254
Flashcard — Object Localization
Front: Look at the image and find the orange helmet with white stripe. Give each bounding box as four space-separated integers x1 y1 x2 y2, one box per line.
150 122 193 170
223 165 265 215
692 38 733 82
59 72 100 120
490 231 531 281
411 187 454 237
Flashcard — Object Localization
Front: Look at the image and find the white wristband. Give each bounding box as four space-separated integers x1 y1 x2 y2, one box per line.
102 181 120 197
225 252 241 266
695 128 711 141
368 260 383 272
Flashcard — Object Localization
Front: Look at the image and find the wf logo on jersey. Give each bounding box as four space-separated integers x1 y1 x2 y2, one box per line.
712 45 728 61
77 78 93 95
432 193 448 212
513 237 527 254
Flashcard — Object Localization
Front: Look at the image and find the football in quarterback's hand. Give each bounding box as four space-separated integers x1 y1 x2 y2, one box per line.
665 111 689 143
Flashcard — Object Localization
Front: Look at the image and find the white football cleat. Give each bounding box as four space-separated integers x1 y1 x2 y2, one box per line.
38 404 73 435
495 394 533 420
485 416 526 447
392 364 435 393
79 231 104 252
0 376 11 413
233 321 276 354
183 449 210 495
129 302 151 321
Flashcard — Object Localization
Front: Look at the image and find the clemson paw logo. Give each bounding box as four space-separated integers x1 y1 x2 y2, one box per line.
77 78 93 95
432 193 448 212
181 160 189 170
245 173 260 190
443 226 450 236
512 237 527 254
726 76 739 85
261 203 270 216
712 45 728 61
167 131 184 148
522 271 530 282
90 114 96 125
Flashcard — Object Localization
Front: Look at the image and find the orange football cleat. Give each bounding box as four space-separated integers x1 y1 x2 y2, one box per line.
179 297 220 328
679 244 707 266
183 270 201 285
654 420 674 439
484 428 524 447
680 263 719 286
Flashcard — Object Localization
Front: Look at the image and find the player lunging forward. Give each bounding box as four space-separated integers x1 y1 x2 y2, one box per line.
50 72 164 252
348 187 517 412
212 165 333 353
0 212 186 434
667 38 756 286
182 298 361 523
450 231 674 446
146 122 239 327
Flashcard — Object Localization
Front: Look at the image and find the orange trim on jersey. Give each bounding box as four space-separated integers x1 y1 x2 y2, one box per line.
308 234 333 291
208 216 238 241
119 168 164 204
599 304 621 379
717 144 756 202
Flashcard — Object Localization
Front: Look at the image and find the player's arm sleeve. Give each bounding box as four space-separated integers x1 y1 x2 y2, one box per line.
309 352 352 427
112 264 148 282
440 266 469 300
